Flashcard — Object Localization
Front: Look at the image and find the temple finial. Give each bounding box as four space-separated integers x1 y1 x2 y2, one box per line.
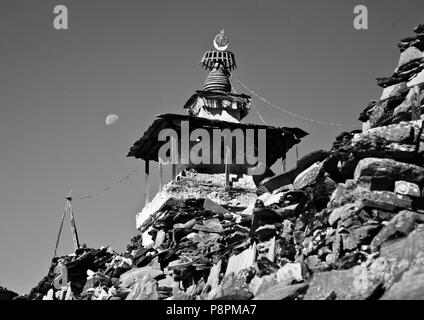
213 29 229 51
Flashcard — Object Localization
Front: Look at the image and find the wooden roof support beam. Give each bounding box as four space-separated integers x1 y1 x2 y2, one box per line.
144 160 150 206
225 146 231 187
158 158 163 191
171 136 178 180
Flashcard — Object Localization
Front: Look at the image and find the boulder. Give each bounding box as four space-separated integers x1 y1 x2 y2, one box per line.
354 158 424 187
293 162 323 190
408 69 424 87
220 268 255 299
357 176 394 192
253 282 308 300
0 287 18 300
380 228 424 262
125 277 159 300
397 46 424 68
303 266 381 300
380 82 407 101
415 24 424 34
351 120 422 144
381 272 424 300
260 150 330 193
276 263 303 284
328 203 359 226
119 266 163 288
362 191 413 212
249 274 278 296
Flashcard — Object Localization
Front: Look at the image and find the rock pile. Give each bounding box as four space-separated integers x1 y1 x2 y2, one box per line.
0 286 18 300
18 22 424 300
362 24 424 129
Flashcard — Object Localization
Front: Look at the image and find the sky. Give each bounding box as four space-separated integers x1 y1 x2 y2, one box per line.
0 0 423 294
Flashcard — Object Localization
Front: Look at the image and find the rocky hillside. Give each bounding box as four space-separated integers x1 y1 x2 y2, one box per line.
8 23 424 301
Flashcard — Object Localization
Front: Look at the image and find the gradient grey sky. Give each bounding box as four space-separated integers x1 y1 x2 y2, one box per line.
0 0 422 294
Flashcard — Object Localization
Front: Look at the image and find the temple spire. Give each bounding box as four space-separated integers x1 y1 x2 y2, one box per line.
183 30 250 123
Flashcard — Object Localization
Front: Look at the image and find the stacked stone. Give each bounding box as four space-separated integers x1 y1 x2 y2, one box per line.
361 25 424 130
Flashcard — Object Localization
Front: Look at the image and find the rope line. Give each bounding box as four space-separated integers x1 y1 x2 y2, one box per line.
251 101 268 125
74 164 142 201
231 76 267 125
69 74 360 204
231 75 361 128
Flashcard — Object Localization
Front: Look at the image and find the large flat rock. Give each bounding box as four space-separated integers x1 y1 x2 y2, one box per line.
380 228 424 262
253 282 308 300
381 272 424 300
354 158 424 187
303 266 381 300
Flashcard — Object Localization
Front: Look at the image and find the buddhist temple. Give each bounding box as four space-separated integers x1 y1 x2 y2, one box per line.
127 30 308 191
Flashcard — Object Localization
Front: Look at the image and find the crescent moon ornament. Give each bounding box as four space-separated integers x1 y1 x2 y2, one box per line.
213 29 229 51
105 114 119 125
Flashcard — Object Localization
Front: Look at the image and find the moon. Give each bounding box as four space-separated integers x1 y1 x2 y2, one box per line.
105 114 119 125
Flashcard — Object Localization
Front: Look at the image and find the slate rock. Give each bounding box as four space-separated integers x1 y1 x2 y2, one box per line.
220 269 255 299
125 277 159 300
381 272 424 300
334 252 368 270
371 210 424 252
276 263 303 284
380 82 408 101
359 190 413 212
351 224 381 246
354 158 424 188
397 46 424 68
0 287 18 300
308 175 337 210
249 274 278 296
380 228 424 262
203 198 230 215
328 203 359 226
398 34 424 52
260 150 330 192
359 100 378 122
408 69 424 87
303 266 381 300
369 100 391 128
119 266 163 288
253 282 308 300
341 233 358 251
357 175 394 192
293 162 323 190
415 24 424 34
304 255 320 270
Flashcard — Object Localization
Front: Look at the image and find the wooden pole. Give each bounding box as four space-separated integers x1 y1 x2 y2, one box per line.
68 202 80 251
171 136 177 179
53 190 72 257
225 146 230 187
53 203 68 257
144 160 150 205
296 144 299 166
282 158 287 173
158 157 163 191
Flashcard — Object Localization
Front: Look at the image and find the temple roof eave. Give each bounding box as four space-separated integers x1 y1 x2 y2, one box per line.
127 113 308 165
